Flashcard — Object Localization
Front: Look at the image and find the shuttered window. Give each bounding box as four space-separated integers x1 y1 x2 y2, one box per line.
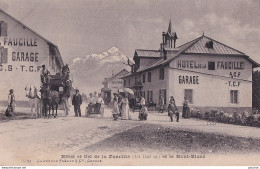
148 72 152 82
159 68 164 80
0 47 8 63
184 89 193 104
0 21 7 36
230 90 238 104
147 90 153 102
143 73 146 83
159 89 167 104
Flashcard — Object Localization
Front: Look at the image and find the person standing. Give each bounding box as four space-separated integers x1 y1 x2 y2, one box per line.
182 97 190 119
96 93 104 111
158 94 164 113
140 96 146 107
120 94 131 120
8 89 15 114
168 97 179 122
40 65 50 87
72 89 82 117
112 97 120 121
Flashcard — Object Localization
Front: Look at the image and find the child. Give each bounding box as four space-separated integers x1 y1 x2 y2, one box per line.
112 97 120 121
139 105 148 121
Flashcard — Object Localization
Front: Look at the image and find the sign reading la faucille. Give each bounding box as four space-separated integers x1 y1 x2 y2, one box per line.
1 37 39 62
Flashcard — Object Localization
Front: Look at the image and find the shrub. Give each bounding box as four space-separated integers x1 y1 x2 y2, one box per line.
203 111 210 120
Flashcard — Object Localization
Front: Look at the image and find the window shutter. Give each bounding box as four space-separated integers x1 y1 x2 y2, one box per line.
2 48 8 63
1 22 7 36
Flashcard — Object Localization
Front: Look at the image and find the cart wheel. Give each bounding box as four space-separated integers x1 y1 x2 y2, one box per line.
100 108 104 118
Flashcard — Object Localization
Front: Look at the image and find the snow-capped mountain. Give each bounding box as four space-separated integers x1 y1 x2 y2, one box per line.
70 47 132 94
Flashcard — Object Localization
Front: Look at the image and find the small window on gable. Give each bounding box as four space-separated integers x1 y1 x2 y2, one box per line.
208 62 215 70
205 40 213 49
0 21 7 37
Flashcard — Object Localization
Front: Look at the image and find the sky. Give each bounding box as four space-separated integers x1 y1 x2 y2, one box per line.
1 0 260 64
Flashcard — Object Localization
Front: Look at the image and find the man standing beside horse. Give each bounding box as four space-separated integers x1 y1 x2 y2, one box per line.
72 89 82 117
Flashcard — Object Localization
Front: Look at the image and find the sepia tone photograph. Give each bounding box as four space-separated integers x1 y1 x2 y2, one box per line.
0 0 260 166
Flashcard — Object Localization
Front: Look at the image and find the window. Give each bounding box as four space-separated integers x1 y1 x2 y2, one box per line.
159 68 164 80
128 78 131 86
143 73 146 83
230 90 238 104
0 21 7 37
205 40 213 48
123 79 126 87
159 89 167 105
208 62 215 70
184 89 193 104
52 56 56 70
148 72 152 82
141 91 145 99
147 90 153 102
0 47 8 63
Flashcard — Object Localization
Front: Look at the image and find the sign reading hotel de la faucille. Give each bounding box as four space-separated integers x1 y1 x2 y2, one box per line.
0 37 42 73
177 60 244 87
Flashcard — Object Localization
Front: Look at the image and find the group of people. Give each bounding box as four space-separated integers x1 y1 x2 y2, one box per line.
112 93 133 121
167 96 191 122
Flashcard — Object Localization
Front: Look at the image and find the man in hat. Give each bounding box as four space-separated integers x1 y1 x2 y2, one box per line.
40 65 50 86
72 89 82 117
8 89 15 114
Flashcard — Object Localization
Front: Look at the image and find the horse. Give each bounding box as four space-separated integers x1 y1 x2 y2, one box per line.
25 85 42 118
40 85 60 118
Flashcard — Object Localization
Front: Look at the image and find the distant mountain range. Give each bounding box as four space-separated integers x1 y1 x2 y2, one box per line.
70 47 132 94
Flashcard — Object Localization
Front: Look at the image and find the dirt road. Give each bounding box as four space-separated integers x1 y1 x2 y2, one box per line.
1 106 260 166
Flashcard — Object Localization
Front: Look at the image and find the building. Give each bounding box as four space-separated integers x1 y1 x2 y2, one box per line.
0 10 64 105
122 21 259 114
101 69 130 104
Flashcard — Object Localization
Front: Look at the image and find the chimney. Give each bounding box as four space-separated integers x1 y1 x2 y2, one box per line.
163 48 167 60
162 32 166 45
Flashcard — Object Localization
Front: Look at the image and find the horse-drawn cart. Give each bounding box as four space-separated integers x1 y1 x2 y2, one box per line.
40 73 72 118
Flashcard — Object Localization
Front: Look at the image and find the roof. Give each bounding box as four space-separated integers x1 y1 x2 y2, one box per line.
135 49 161 58
184 36 244 55
0 9 64 67
103 69 130 83
123 35 260 78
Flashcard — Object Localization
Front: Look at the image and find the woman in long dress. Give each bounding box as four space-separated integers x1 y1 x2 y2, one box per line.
120 94 131 120
112 98 120 121
182 97 190 118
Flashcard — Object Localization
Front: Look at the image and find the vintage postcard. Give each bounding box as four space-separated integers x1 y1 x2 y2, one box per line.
0 0 260 167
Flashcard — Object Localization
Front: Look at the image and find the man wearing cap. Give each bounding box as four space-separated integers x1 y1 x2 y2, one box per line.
8 89 15 113
72 89 82 117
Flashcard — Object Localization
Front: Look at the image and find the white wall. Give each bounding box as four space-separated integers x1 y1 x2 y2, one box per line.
168 54 252 108
0 11 60 101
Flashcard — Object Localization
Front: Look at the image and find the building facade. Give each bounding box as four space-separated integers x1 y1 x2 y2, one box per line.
0 10 64 104
101 69 130 104
122 21 259 114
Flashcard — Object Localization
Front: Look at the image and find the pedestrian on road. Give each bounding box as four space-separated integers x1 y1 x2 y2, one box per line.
120 94 131 120
112 97 120 121
96 93 104 111
72 89 82 117
168 97 179 122
182 97 190 119
8 89 15 114
158 94 164 113
139 105 148 121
